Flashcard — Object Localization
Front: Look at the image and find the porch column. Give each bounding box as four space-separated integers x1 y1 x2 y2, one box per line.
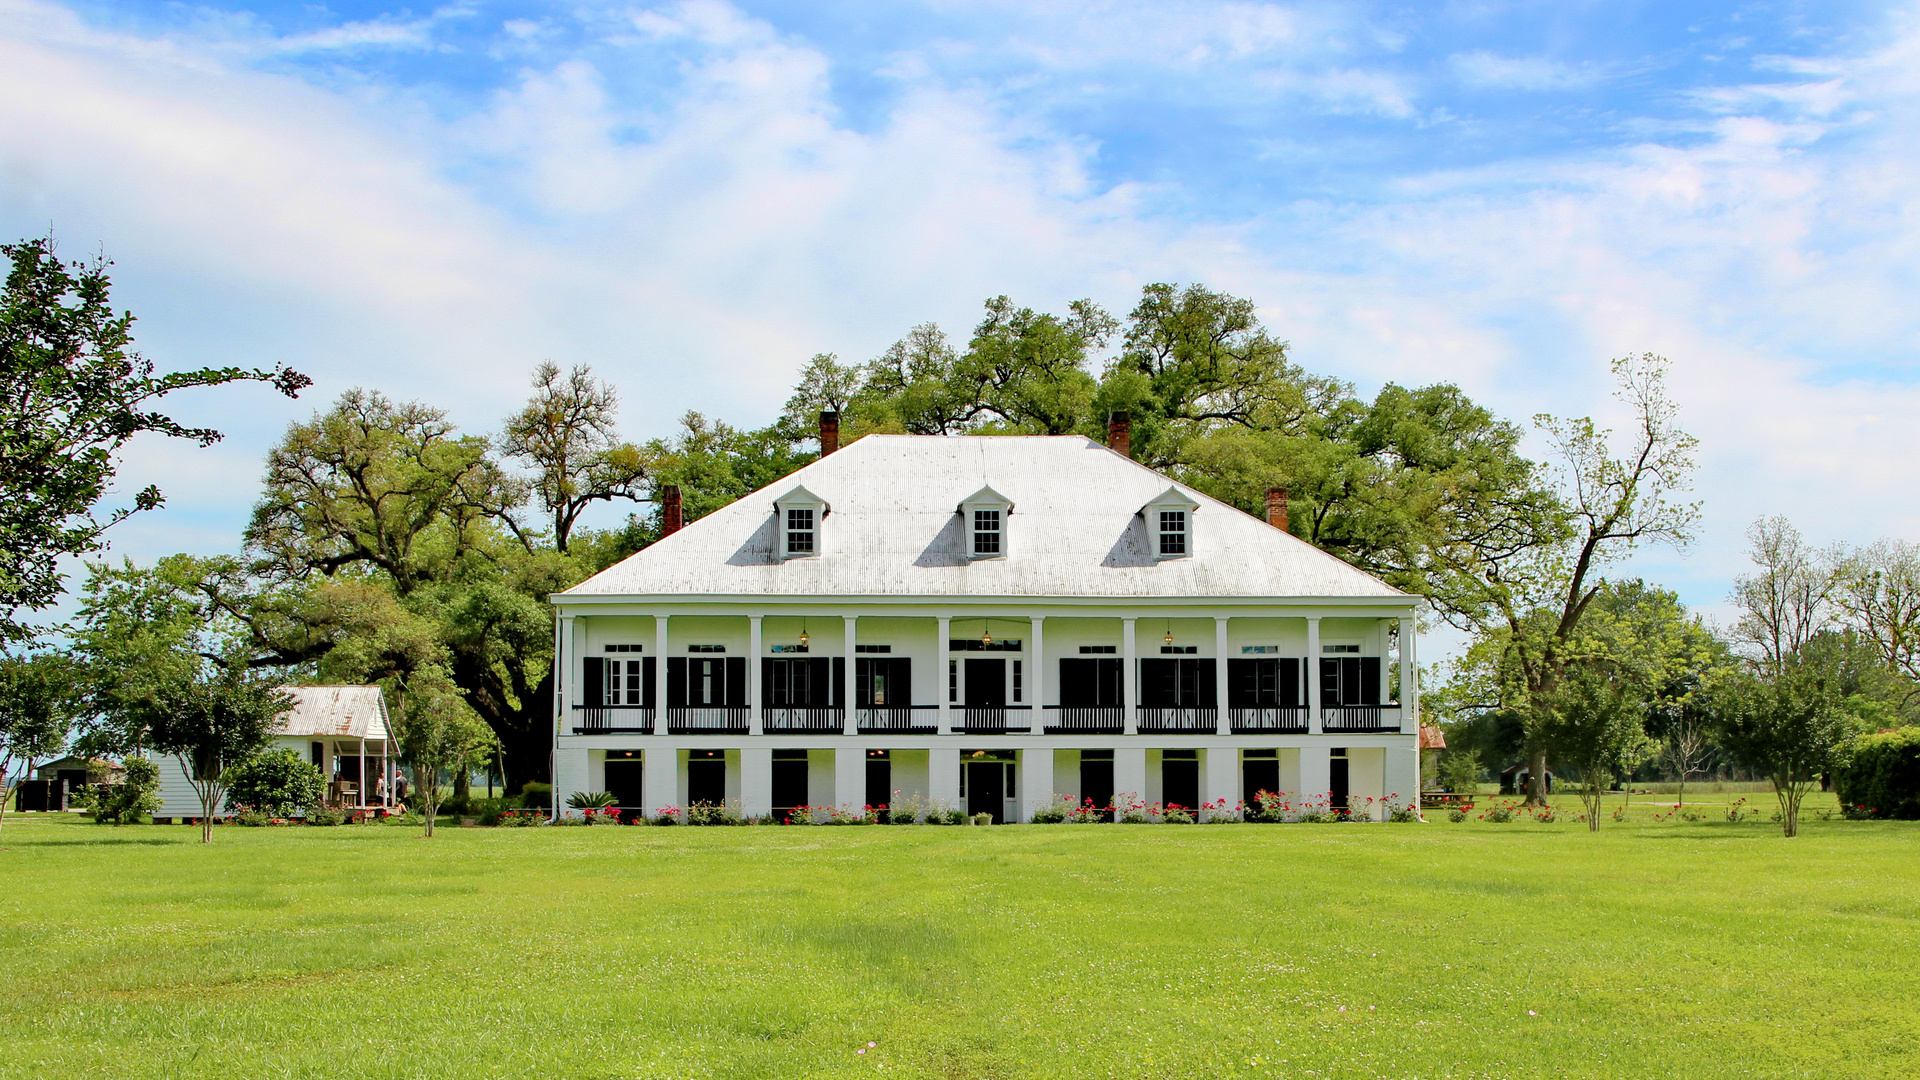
1306 616 1322 735
937 617 952 734
556 614 572 735
930 745 960 815
1021 747 1053 822
1030 616 1045 731
843 616 858 735
358 740 367 809
835 746 866 812
1214 617 1230 735
1203 748 1238 819
1122 618 1138 736
1300 745 1332 805
1114 746 1147 815
644 748 676 816
748 615 763 736
1405 612 1423 817
654 616 670 723
740 745 772 819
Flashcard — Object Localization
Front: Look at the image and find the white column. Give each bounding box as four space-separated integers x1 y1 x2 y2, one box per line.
644 748 676 815
1122 617 1138 736
554 613 569 732
1405 611 1423 817
740 745 772 819
1306 616 1322 735
654 615 670 723
843 615 859 735
1030 616 1046 731
1300 745 1332 805
936 617 952 734
1203 748 1238 819
929 745 960 815
748 615 763 736
1020 747 1053 822
1114 746 1147 815
835 746 866 812
1214 617 1230 735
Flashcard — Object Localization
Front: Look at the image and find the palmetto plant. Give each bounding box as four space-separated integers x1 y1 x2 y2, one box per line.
566 790 618 809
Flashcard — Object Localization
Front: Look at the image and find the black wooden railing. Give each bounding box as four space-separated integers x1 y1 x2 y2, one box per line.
572 705 654 734
1321 706 1403 733
666 707 750 734
1043 706 1123 734
1137 707 1218 733
857 705 939 734
960 706 1031 734
1230 707 1309 734
761 707 845 733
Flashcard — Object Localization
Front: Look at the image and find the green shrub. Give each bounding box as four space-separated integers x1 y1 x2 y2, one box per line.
516 782 553 809
1030 805 1066 824
887 807 920 824
83 756 161 824
305 804 347 826
224 749 327 816
232 807 278 827
1833 727 1920 820
1482 803 1517 823
1160 807 1194 824
1447 807 1467 823
1437 749 1482 796
566 790 618 809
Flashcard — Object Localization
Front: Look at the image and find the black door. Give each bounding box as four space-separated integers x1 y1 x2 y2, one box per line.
605 760 645 810
1080 756 1114 819
1162 758 1199 812
965 659 1006 707
865 758 891 809
771 756 808 817
1243 758 1279 806
687 755 726 806
1330 754 1350 813
966 761 1005 821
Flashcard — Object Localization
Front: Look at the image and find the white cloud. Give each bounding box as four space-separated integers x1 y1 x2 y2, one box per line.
1447 50 1601 91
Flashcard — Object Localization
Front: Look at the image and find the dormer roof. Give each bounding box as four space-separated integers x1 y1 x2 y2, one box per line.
956 484 1014 514
1140 485 1200 515
773 483 829 514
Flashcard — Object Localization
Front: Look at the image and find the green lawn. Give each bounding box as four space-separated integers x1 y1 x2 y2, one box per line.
1 799 1915 1080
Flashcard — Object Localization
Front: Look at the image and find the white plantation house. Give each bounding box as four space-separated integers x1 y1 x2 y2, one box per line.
550 416 1421 823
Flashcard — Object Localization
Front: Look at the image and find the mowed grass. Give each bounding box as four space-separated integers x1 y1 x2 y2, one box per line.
1 797 1916 1080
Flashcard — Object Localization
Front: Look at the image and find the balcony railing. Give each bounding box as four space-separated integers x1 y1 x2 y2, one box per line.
1322 706 1403 733
959 706 1032 734
666 707 750 734
1230 706 1309 734
571 705 654 734
1137 707 1218 733
858 706 939 734
761 707 845 733
1044 706 1123 734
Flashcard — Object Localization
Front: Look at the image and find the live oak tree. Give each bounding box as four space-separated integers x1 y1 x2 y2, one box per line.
0 238 307 640
498 362 651 553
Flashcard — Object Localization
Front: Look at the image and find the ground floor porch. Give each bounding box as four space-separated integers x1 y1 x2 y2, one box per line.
554 736 1419 823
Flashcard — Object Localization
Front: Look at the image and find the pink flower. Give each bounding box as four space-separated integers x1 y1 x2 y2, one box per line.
868 1042 876 1048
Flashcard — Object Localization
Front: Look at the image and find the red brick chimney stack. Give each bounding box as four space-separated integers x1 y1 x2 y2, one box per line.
820 410 840 456
1266 487 1289 532
1107 411 1131 459
661 485 683 537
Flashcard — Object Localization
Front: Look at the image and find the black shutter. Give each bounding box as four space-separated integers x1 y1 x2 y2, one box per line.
1198 659 1217 707
1058 659 1087 707
1280 659 1300 707
763 658 778 706
1099 658 1122 707
667 657 687 708
1321 657 1341 706
855 658 872 706
1360 657 1382 705
832 656 845 708
893 658 911 709
1139 659 1173 707
582 656 604 707
726 657 747 707
1227 659 1253 707
1340 657 1362 706
644 657 656 707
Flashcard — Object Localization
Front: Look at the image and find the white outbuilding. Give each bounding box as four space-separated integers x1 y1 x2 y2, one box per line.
153 684 398 821
550 421 1422 822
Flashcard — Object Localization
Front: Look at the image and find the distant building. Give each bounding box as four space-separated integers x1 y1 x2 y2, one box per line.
153 685 397 820
549 417 1422 822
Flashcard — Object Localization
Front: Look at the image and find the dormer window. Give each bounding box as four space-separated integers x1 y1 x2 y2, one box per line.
1141 486 1199 561
772 484 829 560
956 485 1014 561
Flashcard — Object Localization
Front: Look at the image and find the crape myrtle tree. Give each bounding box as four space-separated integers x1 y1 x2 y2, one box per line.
0 237 307 642
136 660 292 844
394 669 494 837
1709 661 1850 837
1533 664 1655 831
0 652 86 834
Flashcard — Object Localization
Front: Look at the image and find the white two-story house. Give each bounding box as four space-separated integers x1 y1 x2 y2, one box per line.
549 419 1421 822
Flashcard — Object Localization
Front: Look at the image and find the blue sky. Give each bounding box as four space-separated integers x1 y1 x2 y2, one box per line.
3 0 1918 645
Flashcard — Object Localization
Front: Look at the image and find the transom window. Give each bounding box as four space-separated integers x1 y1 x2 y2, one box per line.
1158 511 1187 556
973 509 1002 556
786 508 815 555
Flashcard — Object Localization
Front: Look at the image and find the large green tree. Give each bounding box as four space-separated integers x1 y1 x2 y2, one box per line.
0 238 308 640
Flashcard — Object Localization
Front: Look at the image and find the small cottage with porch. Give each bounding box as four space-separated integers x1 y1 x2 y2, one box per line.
153 685 398 821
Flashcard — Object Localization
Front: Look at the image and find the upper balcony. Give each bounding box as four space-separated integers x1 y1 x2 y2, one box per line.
571 703 1401 735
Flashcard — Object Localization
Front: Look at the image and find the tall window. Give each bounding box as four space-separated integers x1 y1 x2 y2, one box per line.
1158 510 1187 556
786 507 815 555
973 509 1002 556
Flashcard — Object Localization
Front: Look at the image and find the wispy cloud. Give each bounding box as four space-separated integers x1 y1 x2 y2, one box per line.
1447 50 1603 91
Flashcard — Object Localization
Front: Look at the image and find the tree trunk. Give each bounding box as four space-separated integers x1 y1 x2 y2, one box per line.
1524 748 1549 806
453 766 470 807
200 784 217 844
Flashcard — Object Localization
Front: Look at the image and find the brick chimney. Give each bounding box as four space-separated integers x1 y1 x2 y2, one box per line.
819 410 840 456
1107 411 1131 459
1265 487 1289 533
660 485 683 537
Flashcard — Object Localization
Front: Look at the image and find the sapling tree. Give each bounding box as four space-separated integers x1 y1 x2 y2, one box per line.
1533 666 1654 831
1710 662 1850 837
136 661 291 843
1660 712 1713 808
395 671 492 837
